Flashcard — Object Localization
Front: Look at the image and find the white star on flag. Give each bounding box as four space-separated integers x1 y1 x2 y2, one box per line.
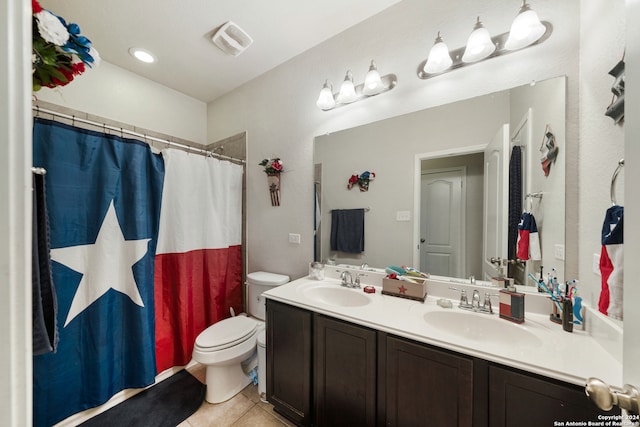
51 200 151 327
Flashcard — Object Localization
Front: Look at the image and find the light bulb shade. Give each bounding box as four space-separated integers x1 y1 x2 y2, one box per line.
363 60 384 96
337 71 358 104
505 3 546 50
316 81 336 110
462 19 496 63
423 34 453 74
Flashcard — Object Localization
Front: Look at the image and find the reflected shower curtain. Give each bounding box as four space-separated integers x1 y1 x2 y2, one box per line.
154 149 244 372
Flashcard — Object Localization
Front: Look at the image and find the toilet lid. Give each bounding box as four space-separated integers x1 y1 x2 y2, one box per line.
195 316 257 351
247 271 290 286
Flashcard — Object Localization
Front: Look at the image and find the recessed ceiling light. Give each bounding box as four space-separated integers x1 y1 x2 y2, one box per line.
129 48 156 64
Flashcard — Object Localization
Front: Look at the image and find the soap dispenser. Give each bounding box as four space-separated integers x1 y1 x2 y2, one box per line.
499 285 525 324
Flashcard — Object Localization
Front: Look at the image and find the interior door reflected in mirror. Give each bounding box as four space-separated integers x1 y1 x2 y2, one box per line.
314 76 565 286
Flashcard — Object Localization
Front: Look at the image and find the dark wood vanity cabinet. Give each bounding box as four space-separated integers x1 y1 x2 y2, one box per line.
489 365 620 427
266 300 617 427
314 315 377 426
266 300 313 426
379 333 480 427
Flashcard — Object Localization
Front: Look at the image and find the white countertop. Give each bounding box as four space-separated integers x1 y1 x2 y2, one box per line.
264 275 622 388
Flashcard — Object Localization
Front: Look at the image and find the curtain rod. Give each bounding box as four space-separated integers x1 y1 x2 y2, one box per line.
32 106 246 165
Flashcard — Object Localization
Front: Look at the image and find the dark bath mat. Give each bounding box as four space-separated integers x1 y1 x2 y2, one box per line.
79 370 205 427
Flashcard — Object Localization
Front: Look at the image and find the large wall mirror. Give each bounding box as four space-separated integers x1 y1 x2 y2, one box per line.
314 76 566 286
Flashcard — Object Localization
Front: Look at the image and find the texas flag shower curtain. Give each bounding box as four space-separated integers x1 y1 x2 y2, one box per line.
32 119 164 426
32 121 243 425
154 149 244 373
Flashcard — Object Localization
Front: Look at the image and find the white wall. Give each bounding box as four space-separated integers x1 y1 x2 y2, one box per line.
207 0 582 283
36 61 208 144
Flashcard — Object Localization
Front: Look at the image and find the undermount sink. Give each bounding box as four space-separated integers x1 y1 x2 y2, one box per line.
422 309 542 347
302 284 372 307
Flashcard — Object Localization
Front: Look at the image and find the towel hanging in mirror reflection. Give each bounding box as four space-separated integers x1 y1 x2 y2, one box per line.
540 125 558 177
517 212 541 261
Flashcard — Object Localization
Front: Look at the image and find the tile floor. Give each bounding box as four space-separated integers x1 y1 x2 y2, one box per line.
179 364 296 427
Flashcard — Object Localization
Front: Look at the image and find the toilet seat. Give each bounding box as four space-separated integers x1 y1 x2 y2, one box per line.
195 316 257 352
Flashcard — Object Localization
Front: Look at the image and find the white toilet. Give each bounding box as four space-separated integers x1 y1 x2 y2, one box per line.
192 271 289 403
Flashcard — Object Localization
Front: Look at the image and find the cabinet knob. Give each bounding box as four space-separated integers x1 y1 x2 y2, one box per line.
585 377 640 415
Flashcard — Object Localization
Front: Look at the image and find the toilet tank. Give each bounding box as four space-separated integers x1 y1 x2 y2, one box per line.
247 271 290 320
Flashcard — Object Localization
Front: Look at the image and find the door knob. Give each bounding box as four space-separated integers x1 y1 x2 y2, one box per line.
420 238 425 243
585 377 640 415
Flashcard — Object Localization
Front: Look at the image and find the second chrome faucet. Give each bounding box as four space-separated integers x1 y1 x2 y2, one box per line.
450 287 495 314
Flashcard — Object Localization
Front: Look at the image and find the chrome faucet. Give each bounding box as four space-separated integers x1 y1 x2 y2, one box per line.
353 273 365 288
471 290 481 309
449 287 470 308
340 271 353 287
450 287 495 314
483 293 494 314
339 270 364 288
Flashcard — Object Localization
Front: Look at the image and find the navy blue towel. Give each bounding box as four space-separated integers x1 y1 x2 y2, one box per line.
32 172 58 355
330 209 365 253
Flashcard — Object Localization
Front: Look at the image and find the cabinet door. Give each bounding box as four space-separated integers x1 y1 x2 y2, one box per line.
489 365 621 427
382 335 474 427
266 300 312 426
314 315 377 427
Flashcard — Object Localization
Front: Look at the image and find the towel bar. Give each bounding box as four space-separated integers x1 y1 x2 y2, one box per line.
610 159 624 206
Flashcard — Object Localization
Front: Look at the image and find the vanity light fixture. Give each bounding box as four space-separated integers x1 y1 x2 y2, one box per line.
423 32 453 74
337 70 358 104
316 80 336 110
462 17 496 63
129 47 156 64
363 60 385 96
504 1 547 51
316 60 397 111
417 1 551 80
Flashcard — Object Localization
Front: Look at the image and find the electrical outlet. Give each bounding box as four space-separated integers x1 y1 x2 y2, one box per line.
554 244 565 261
288 233 301 244
592 253 601 276
396 211 411 221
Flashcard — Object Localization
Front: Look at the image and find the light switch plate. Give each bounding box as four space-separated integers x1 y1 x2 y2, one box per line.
554 244 565 261
396 211 411 221
288 233 301 244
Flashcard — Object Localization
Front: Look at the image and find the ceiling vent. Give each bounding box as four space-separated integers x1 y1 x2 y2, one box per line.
212 21 253 56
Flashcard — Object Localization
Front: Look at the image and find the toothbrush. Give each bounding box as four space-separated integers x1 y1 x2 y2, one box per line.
529 273 563 311
566 280 577 300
